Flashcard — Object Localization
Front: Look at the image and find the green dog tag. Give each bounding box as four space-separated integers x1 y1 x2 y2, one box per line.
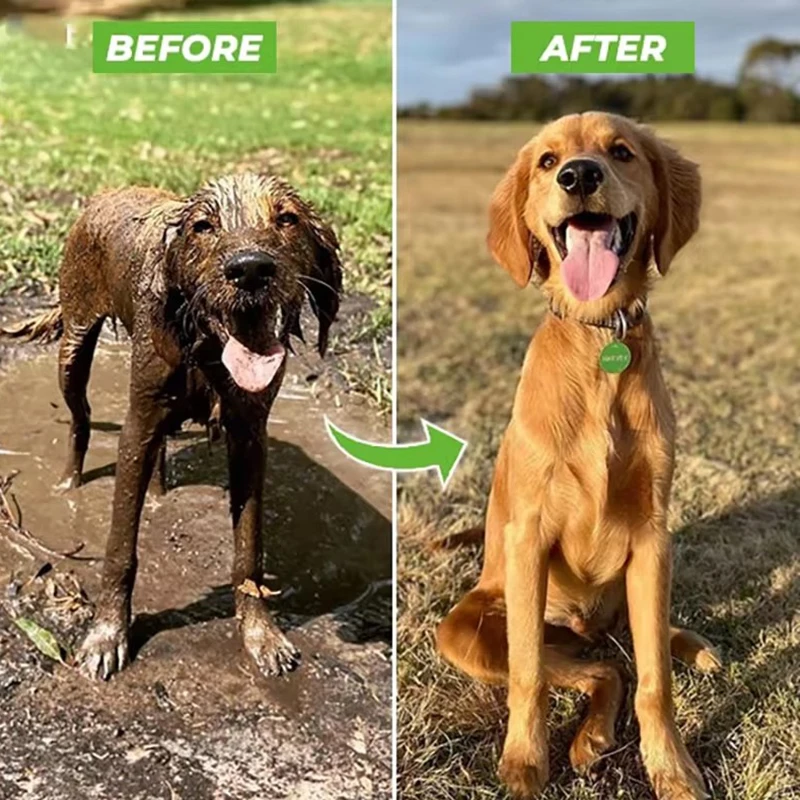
599 340 631 373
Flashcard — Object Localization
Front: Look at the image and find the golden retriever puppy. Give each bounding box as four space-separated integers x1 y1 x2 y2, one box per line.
437 112 720 800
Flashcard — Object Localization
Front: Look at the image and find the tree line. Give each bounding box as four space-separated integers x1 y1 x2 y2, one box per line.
400 38 800 123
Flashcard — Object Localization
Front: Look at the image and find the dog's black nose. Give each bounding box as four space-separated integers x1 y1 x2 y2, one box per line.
557 159 604 197
224 252 276 290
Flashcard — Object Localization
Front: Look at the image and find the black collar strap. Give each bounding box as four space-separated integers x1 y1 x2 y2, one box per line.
549 301 647 340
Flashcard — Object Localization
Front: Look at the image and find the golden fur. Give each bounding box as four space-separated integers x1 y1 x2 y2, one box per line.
437 112 719 799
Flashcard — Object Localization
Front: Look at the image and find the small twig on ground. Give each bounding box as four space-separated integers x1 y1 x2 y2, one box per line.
0 471 100 562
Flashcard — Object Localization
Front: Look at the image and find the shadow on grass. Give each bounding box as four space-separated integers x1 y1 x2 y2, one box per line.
406 485 800 797
670 487 800 766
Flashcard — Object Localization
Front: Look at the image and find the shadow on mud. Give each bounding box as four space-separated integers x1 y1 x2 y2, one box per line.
124 431 392 656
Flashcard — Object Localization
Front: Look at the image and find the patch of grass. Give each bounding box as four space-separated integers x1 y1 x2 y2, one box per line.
0 2 391 406
397 121 800 799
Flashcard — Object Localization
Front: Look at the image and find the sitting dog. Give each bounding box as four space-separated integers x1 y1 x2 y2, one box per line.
436 113 719 799
17 173 341 679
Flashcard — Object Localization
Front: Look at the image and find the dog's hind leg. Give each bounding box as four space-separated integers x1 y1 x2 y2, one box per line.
57 315 105 490
437 589 624 774
670 626 722 674
436 588 512 684
556 651 624 774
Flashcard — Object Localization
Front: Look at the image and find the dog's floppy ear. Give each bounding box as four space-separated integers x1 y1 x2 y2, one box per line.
302 208 342 356
644 132 701 275
487 142 548 288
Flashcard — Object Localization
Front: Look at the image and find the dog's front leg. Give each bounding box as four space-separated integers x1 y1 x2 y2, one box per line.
78 394 169 680
498 511 550 798
225 414 300 677
627 530 708 800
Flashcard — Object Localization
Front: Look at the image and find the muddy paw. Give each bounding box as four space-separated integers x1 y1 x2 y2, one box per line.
498 753 548 798
242 614 300 677
77 620 129 680
569 722 615 774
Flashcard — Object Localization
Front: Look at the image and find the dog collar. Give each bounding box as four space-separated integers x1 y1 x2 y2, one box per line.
548 301 647 341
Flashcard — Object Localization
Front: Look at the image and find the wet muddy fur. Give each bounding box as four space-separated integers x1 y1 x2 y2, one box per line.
13 172 342 680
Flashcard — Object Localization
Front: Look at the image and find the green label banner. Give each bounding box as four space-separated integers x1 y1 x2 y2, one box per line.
511 21 695 74
92 21 277 74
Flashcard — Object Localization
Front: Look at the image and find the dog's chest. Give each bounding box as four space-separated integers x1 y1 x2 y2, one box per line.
551 397 661 585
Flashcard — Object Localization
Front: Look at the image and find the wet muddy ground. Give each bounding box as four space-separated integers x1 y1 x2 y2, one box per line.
0 302 392 800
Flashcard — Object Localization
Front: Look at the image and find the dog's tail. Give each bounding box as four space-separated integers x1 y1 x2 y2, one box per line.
0 307 64 343
431 525 484 551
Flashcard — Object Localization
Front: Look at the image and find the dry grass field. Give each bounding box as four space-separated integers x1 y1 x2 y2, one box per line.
397 120 800 800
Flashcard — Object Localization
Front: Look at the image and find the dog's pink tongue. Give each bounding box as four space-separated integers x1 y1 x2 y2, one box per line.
222 336 285 393
561 220 619 302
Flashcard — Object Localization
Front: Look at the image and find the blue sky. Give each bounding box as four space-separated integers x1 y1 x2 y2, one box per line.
398 0 800 106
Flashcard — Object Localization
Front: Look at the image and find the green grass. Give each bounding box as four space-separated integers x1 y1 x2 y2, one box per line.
0 2 391 402
397 121 800 800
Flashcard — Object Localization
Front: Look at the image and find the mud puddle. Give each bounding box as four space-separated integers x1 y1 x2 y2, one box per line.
0 321 392 800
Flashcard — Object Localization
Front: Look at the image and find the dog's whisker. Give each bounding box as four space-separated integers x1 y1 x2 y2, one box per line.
298 275 341 296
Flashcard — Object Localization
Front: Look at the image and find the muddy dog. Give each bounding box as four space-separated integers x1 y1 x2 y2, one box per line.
14 173 341 680
436 113 720 799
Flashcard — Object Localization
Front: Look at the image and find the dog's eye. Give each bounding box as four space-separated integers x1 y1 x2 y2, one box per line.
192 220 214 235
609 143 634 162
538 152 557 170
276 212 299 228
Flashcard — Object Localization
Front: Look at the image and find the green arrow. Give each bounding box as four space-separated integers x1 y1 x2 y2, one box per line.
325 417 467 489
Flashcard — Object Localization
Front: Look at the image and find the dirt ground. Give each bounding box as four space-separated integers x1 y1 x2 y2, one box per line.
397 121 800 800
0 301 392 800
